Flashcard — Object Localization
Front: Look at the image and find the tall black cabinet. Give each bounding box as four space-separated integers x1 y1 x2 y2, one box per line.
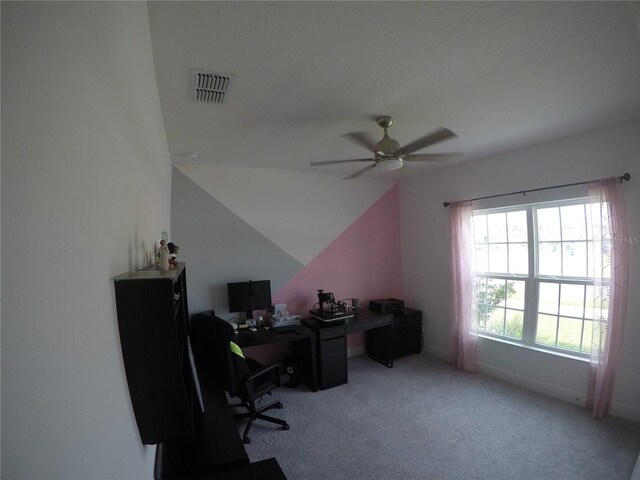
114 262 194 445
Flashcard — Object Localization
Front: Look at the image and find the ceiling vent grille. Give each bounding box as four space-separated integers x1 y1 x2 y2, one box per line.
190 69 235 104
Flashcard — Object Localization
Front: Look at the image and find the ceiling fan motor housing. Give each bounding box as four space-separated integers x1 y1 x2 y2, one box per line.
375 135 401 155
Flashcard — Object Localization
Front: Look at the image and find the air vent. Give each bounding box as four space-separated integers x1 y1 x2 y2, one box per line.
190 69 235 104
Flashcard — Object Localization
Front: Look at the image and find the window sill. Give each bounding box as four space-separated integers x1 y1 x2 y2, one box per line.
477 333 591 363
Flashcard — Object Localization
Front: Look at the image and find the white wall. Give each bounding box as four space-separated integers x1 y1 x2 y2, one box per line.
400 121 640 420
2 3 172 479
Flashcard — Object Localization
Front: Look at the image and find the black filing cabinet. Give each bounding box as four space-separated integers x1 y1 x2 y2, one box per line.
368 308 422 361
302 318 348 390
316 324 348 390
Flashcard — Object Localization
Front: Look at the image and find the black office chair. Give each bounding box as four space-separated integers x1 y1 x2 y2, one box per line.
191 312 290 444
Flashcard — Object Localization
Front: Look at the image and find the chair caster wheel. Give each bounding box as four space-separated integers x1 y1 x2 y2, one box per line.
243 437 251 444
283 423 290 431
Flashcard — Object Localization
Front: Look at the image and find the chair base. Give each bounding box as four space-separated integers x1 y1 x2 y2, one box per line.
232 399 289 444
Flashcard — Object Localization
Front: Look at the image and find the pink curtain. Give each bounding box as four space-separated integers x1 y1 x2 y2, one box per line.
448 201 478 372
587 177 630 418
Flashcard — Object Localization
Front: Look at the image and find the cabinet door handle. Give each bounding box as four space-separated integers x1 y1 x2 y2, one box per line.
174 293 181 301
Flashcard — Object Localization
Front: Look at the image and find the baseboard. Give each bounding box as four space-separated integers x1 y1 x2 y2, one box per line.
609 401 640 422
477 362 587 407
631 451 640 480
424 344 448 361
347 345 366 357
478 363 640 421
423 344 640 422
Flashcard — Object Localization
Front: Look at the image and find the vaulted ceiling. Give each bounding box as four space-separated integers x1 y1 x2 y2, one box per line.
148 2 640 179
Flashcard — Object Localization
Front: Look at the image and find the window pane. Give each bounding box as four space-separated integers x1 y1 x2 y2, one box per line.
487 278 507 307
539 242 561 276
486 307 505 335
508 243 528 274
538 282 559 314
559 284 585 318
487 213 507 243
563 242 587 277
561 205 587 240
507 210 528 242
590 202 611 241
585 285 595 319
506 280 525 310
592 285 610 321
488 244 508 273
557 317 583 351
474 215 488 244
537 207 560 241
581 320 593 353
586 204 594 240
593 320 606 352
475 277 488 329
505 309 523 339
475 244 488 273
536 314 558 345
597 241 612 278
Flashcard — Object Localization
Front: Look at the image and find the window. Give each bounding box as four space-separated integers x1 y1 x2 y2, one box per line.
473 208 528 340
472 199 606 356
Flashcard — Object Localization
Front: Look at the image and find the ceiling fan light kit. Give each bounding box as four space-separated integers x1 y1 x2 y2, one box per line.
311 115 460 179
376 157 404 171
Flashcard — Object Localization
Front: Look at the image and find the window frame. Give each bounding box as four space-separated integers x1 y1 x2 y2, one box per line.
472 197 596 358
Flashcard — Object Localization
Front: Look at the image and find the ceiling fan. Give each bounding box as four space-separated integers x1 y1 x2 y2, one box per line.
311 115 461 179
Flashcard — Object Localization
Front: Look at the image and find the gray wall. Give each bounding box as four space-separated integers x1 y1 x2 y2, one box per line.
2 3 172 478
171 168 302 316
400 121 640 420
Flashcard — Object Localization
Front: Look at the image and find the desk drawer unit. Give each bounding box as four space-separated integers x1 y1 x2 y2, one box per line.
368 308 422 361
301 318 349 391
316 325 347 390
394 309 423 357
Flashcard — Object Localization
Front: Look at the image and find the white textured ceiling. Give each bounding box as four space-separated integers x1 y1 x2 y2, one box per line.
148 1 640 179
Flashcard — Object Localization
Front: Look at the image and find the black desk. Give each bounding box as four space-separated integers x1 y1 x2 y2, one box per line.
154 374 287 479
302 309 394 390
154 376 248 479
233 325 318 392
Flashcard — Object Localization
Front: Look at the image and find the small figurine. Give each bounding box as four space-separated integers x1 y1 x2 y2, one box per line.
167 242 179 269
158 239 170 272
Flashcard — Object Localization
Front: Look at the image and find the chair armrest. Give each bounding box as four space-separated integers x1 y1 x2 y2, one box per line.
243 362 282 397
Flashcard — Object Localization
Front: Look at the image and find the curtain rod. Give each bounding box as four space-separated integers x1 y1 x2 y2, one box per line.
442 173 631 207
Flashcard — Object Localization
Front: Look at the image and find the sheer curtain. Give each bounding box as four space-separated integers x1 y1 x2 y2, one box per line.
448 201 478 372
587 177 630 418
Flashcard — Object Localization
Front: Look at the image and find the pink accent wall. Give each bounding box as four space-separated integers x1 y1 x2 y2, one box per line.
273 184 402 348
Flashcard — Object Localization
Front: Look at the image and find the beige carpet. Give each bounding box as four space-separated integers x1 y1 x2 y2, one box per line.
240 354 640 480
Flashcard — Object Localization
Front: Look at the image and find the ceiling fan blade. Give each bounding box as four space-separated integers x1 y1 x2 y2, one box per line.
403 153 464 162
310 158 374 166
400 128 457 155
342 132 378 152
343 163 376 180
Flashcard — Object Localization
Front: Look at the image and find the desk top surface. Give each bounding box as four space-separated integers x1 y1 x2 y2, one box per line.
233 324 314 348
303 308 393 332
154 376 248 479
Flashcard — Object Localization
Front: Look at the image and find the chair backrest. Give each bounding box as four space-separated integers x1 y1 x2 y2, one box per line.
190 312 241 398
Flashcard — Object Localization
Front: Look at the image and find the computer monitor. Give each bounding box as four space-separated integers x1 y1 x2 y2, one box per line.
227 280 272 320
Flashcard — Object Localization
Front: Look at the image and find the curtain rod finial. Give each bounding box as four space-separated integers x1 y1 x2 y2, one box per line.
443 201 450 207
622 173 631 182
